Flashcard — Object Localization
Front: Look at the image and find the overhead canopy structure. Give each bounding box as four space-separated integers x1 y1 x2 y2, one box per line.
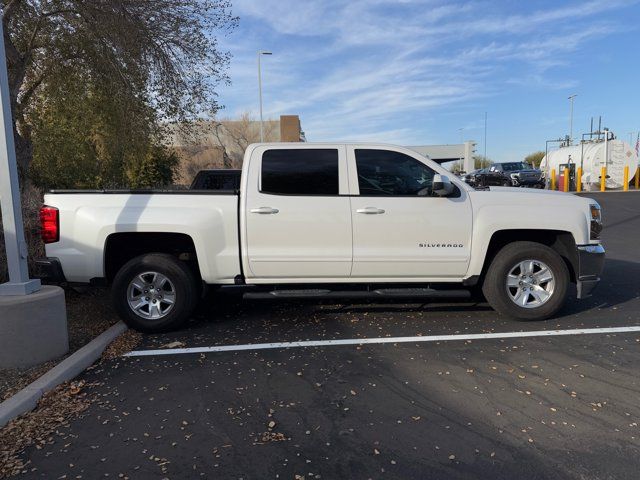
408 141 476 173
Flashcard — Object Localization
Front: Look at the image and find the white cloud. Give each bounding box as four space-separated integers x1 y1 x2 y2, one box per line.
217 0 638 141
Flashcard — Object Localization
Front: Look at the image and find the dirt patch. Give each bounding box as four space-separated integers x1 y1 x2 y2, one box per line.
102 330 142 360
0 380 93 478
0 287 118 401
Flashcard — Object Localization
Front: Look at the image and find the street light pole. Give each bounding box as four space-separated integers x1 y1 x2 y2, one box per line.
0 14 40 296
483 111 487 160
257 50 272 142
568 94 577 145
458 128 464 171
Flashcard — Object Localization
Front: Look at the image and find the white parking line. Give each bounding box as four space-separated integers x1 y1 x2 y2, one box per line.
124 325 640 357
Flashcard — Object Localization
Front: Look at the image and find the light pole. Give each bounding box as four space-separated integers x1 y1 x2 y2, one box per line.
0 15 40 296
458 128 464 171
483 111 487 160
0 8 68 369
568 94 577 145
257 50 272 142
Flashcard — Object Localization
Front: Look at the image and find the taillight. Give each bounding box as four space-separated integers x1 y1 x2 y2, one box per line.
40 206 59 244
589 203 602 240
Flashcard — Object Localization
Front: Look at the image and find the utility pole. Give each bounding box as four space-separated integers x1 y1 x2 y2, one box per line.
257 50 272 142
568 94 577 145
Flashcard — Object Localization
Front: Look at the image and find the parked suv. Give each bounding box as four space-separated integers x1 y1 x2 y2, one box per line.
463 162 544 188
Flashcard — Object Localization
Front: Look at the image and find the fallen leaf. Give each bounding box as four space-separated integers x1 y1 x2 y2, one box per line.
159 341 186 349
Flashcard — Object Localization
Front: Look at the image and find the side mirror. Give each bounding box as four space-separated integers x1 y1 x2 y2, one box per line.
433 174 454 197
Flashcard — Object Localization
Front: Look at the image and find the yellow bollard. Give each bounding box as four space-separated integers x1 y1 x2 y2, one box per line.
551 169 556 190
600 166 606 192
623 166 629 192
635 166 640 190
563 167 569 192
576 167 582 193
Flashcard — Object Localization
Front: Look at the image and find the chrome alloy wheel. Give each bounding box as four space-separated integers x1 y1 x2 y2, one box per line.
506 260 555 309
127 271 176 320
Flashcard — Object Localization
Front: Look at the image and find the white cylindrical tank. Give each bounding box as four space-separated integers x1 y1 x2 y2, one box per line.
540 138 638 190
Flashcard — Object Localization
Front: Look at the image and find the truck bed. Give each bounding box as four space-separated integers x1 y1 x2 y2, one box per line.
47 189 238 195
43 191 241 284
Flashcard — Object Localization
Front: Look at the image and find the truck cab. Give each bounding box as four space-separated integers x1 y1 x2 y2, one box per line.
241 144 472 280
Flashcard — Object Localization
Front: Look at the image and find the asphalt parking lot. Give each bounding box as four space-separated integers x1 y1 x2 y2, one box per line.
16 191 640 479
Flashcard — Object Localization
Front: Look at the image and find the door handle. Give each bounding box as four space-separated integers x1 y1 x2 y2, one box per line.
356 207 385 214
250 207 279 214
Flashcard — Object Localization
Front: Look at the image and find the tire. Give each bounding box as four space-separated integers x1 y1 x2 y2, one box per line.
111 253 200 332
482 241 569 321
502 179 511 187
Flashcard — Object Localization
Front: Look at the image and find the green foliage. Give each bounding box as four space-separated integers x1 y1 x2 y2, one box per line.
28 72 176 189
127 147 179 189
525 151 545 168
473 155 493 169
4 0 237 184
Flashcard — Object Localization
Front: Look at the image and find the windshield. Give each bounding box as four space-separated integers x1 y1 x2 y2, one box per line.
501 162 529 171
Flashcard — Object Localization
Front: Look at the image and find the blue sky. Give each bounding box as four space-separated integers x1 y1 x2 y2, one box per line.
215 0 640 162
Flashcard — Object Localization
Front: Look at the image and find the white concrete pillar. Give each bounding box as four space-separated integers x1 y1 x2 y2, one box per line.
463 141 476 173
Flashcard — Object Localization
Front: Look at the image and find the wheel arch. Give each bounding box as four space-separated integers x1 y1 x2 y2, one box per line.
104 232 201 283
479 229 578 283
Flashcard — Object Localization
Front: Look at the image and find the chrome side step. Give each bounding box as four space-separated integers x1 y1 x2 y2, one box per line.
243 288 471 300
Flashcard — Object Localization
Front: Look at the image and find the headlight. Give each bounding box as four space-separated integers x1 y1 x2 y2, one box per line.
590 203 602 240
510 173 518 179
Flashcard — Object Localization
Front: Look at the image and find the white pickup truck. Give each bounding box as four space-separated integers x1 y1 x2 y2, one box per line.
38 143 605 332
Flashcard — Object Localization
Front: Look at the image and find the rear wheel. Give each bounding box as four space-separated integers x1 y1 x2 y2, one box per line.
482 241 569 320
112 253 200 332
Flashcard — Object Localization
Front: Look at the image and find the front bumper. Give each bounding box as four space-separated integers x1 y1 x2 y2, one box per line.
512 176 544 187
575 244 605 299
35 257 67 283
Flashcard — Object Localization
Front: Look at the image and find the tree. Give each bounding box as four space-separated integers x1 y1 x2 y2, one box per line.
210 112 279 167
2 0 237 178
29 71 163 188
127 146 179 189
175 112 279 185
473 155 493 169
525 151 545 168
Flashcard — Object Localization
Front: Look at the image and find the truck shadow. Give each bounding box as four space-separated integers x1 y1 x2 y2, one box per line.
557 257 640 316
188 258 639 328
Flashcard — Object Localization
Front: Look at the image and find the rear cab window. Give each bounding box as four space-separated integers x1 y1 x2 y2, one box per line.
261 149 340 195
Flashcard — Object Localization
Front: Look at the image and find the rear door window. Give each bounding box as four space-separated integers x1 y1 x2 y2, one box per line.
261 149 339 195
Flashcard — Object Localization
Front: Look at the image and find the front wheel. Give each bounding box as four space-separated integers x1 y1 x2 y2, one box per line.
482 241 569 320
112 253 200 332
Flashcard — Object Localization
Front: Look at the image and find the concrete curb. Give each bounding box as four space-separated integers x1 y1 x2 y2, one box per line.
0 321 128 428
